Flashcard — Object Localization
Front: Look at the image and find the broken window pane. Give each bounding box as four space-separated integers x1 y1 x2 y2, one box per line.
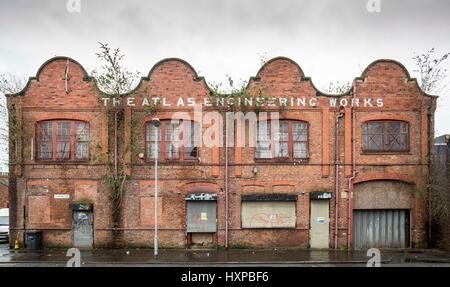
39 122 52 141
183 121 200 159
75 122 89 159
76 142 89 159
76 122 89 141
37 121 89 161
256 120 309 159
165 123 180 159
363 121 409 152
294 142 308 158
256 121 272 158
56 142 70 159
39 143 52 159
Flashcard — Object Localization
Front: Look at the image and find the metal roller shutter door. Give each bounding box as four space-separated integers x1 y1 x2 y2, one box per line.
353 209 410 249
186 201 217 233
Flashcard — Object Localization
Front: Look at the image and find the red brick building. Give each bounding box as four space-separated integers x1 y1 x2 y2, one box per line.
6 56 436 249
0 172 8 208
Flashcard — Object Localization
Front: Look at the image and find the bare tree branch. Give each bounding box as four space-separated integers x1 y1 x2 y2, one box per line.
412 48 450 94
0 73 27 171
322 81 352 94
91 42 140 96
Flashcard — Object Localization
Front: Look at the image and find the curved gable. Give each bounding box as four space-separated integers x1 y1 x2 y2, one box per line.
361 59 411 80
37 57 91 81
143 58 209 90
147 58 203 82
7 57 93 97
130 58 211 102
358 59 435 98
247 57 321 100
254 57 305 82
6 57 100 108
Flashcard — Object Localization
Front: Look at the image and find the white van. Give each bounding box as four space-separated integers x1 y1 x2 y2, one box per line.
0 208 9 243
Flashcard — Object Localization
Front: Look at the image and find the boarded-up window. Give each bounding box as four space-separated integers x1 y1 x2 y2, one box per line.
74 181 97 201
139 181 162 196
28 185 49 194
241 201 296 228
140 197 162 226
28 196 51 224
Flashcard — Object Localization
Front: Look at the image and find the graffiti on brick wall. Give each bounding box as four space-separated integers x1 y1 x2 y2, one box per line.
241 201 296 228
247 212 295 228
73 212 93 234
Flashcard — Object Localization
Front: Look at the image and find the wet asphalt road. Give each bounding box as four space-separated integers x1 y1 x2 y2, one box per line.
0 244 449 267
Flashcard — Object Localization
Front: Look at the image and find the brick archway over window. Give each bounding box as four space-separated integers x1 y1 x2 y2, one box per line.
178 182 220 193
354 173 415 185
353 180 415 210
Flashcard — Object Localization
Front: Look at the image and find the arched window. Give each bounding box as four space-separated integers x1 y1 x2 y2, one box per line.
255 120 309 160
146 120 200 161
36 120 89 161
362 120 409 152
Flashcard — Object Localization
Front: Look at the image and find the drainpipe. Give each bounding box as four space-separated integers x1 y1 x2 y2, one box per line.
427 104 434 248
334 107 344 249
114 111 118 177
23 204 26 246
347 82 358 249
225 111 229 249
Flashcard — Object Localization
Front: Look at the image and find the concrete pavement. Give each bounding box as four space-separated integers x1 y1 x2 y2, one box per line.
0 244 449 267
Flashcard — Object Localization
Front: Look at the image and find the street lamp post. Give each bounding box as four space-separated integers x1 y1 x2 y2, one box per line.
151 118 160 257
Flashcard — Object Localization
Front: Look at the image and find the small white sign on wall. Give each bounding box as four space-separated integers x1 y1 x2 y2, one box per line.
54 194 70 199
317 217 327 224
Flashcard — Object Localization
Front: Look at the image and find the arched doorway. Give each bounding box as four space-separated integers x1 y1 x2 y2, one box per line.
353 180 414 249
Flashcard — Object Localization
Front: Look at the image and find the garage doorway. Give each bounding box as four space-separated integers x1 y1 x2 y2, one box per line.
353 209 410 249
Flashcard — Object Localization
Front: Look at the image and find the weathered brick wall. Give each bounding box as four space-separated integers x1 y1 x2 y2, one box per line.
6 58 111 247
354 181 414 209
6 56 436 249
0 179 9 208
433 139 450 250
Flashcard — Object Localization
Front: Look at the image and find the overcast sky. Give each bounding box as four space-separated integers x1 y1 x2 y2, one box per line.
1 0 449 171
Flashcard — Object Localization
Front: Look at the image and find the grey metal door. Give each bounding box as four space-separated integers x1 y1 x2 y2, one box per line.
353 209 410 249
186 201 217 233
73 211 93 248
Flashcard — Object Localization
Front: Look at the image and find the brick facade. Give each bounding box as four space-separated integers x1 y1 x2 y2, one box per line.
0 172 7 208
434 135 450 250
6 56 436 249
